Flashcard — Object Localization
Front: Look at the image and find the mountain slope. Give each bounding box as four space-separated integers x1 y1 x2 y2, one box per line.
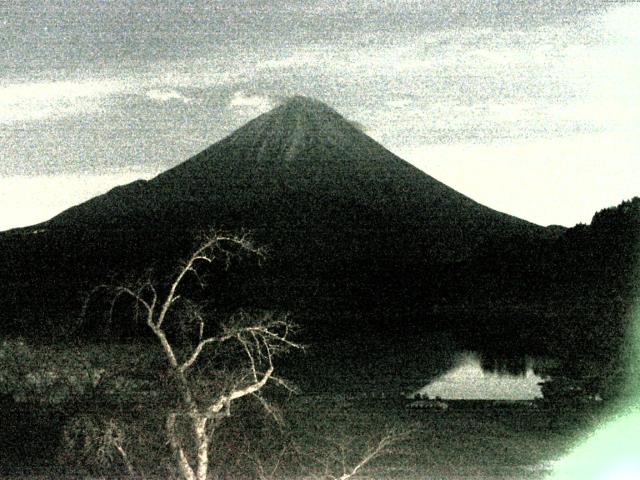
46 96 540 260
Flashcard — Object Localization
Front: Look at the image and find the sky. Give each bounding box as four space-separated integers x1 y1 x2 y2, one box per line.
1 0 639 231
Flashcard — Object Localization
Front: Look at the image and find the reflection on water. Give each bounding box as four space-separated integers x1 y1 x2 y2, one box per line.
416 352 545 400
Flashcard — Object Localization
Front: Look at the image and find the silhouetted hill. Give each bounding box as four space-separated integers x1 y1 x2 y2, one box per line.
451 197 639 397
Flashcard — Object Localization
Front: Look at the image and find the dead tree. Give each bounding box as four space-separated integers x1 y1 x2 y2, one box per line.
247 428 413 480
84 232 301 480
302 430 413 480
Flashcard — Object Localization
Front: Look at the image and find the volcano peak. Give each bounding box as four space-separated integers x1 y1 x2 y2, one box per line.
43 95 541 262
225 95 358 163
262 95 346 130
280 95 331 110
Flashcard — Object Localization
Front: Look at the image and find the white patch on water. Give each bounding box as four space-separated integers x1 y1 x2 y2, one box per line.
416 352 544 400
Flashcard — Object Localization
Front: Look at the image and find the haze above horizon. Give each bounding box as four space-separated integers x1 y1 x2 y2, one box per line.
1 1 638 231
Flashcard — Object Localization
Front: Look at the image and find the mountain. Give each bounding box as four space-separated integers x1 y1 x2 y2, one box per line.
1 96 546 340
45 96 539 254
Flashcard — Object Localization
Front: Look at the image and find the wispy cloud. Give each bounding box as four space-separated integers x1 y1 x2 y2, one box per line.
257 52 317 70
386 99 413 108
228 91 275 112
0 79 126 124
0 80 196 125
145 88 192 104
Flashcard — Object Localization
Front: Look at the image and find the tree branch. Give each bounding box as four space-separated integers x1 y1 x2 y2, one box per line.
155 232 263 327
205 365 275 419
178 336 229 374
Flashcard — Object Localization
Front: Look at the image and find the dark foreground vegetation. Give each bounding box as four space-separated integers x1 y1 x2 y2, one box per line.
0 228 619 479
1 193 637 477
0 388 610 479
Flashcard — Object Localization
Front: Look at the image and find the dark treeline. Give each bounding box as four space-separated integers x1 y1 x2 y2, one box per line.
455 197 640 396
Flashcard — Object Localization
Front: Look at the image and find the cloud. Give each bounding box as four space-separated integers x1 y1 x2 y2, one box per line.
257 52 317 70
145 88 191 104
386 99 412 108
0 80 195 125
228 91 275 111
0 79 125 124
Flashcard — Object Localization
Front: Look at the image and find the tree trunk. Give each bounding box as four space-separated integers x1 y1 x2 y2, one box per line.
194 416 210 480
166 412 196 480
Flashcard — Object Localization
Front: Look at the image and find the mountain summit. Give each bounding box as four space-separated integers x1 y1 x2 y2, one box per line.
228 95 355 162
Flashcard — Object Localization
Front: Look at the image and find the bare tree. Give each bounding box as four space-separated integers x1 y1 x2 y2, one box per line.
84 232 301 480
300 429 413 480
246 428 413 480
